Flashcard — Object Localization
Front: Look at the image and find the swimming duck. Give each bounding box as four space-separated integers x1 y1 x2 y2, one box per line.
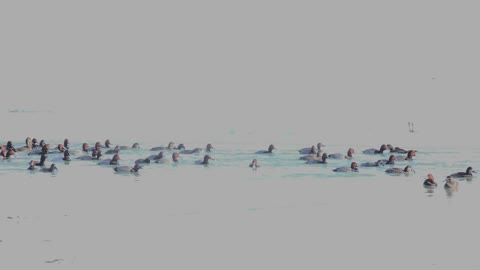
385 166 414 175
195 155 214 165
328 148 355 159
450 167 475 178
362 144 389 155
114 163 142 173
256 144 275 154
333 162 358 172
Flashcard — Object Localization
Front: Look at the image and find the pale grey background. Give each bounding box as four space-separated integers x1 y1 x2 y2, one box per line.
1 1 478 144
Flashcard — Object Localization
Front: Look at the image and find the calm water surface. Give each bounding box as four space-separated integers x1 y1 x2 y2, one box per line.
0 140 479 269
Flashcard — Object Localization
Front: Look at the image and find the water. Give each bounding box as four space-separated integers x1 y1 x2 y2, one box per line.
0 140 479 269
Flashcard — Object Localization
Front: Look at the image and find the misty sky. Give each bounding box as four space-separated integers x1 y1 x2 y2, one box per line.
1 1 478 146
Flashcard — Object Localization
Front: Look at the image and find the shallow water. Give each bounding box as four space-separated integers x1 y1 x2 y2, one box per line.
0 140 479 269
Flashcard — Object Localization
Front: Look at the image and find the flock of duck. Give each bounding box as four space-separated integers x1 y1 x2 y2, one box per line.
1 138 216 173
293 142 472 191
0 138 474 190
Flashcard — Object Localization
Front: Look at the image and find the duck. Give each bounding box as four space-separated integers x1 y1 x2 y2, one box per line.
333 162 359 172
98 154 120 165
306 153 328 164
299 143 324 155
135 158 151 164
423 174 437 187
174 144 186 150
361 160 386 167
105 145 120 155
150 142 175 151
387 144 408 154
328 148 355 159
450 167 475 178
249 159 260 169
195 155 214 165
395 150 416 161
27 160 37 170
180 148 203 154
17 137 33 152
156 152 180 164
444 176 459 190
119 143 140 150
385 166 414 175
378 155 396 165
114 163 142 173
362 144 389 155
146 151 165 161
256 144 275 154
40 164 57 173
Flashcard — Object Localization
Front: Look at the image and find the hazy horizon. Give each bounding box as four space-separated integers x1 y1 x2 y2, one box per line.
1 1 478 146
